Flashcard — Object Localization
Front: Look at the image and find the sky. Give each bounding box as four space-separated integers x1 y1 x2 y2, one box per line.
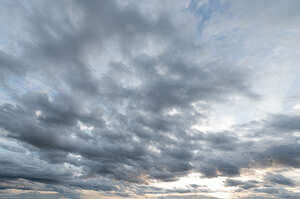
1 0 300 199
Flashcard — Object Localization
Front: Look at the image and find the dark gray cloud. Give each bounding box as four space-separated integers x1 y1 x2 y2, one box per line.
1 0 300 198
266 114 300 133
264 173 295 186
266 144 300 168
225 179 259 190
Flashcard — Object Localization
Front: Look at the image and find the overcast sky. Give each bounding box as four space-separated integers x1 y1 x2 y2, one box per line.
1 0 300 199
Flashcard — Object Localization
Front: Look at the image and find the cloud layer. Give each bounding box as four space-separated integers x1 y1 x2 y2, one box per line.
1 0 300 198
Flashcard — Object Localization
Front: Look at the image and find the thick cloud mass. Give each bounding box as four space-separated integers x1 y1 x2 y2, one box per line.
1 0 300 199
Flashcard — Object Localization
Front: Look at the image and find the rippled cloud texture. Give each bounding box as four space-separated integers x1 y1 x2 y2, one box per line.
1 0 300 198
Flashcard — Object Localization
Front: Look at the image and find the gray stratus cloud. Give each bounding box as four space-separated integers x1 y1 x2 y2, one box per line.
264 173 295 186
265 144 300 168
0 0 257 189
225 179 259 190
265 114 300 133
2 0 300 199
3 0 180 96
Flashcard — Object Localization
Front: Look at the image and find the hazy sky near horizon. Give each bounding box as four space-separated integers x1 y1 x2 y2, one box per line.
1 0 300 199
